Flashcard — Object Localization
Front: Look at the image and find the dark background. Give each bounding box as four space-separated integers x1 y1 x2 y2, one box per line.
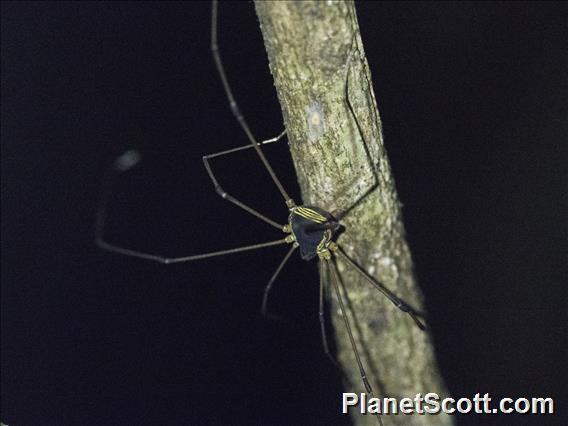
1 1 565 425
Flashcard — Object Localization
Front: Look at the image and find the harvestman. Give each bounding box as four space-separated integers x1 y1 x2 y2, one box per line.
96 1 426 424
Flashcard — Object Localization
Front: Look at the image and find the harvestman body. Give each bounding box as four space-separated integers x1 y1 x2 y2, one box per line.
96 2 425 425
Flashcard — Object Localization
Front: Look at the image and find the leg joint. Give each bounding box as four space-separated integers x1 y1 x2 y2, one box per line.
230 101 243 121
214 185 228 199
396 300 410 312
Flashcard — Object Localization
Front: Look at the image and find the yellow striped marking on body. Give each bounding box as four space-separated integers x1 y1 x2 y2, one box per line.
294 207 327 223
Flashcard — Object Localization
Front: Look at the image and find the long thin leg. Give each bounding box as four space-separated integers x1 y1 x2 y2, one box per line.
95 151 290 264
335 246 426 330
97 236 288 265
333 35 379 222
210 0 295 207
260 244 297 319
205 129 286 160
318 261 342 371
327 260 384 426
203 131 287 230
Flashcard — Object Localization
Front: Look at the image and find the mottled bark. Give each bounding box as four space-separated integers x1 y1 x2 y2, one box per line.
254 1 452 425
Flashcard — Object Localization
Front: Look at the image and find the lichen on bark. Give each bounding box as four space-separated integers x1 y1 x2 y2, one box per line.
254 1 452 425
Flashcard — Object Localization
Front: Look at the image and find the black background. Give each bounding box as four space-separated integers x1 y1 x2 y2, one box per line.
2 2 566 425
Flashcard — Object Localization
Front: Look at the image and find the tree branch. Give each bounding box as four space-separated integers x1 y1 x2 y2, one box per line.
254 1 452 425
